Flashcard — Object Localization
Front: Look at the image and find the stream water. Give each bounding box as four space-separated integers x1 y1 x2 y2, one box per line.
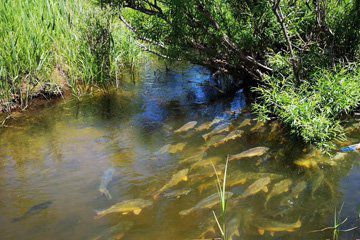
1 61 360 239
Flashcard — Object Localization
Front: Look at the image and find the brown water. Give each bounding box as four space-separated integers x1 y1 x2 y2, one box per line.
1 61 360 240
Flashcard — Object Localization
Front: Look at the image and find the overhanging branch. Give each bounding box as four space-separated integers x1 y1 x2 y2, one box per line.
119 15 166 49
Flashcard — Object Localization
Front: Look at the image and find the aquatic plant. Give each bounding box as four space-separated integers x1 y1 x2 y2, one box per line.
211 156 229 240
310 203 357 240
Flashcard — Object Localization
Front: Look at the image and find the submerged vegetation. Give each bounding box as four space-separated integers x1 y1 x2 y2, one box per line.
0 0 142 112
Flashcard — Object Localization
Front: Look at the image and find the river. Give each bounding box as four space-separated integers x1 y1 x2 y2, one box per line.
0 61 360 239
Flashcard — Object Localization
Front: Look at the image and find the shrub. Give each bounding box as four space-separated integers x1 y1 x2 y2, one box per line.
253 64 360 149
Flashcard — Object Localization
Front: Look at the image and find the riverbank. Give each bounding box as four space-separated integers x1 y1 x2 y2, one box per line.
0 0 142 114
109 0 360 150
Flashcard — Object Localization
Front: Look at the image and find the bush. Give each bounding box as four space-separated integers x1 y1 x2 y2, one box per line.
253 64 360 149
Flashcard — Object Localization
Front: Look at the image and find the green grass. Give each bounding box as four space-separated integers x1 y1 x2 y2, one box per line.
0 0 142 111
212 156 230 240
253 64 360 150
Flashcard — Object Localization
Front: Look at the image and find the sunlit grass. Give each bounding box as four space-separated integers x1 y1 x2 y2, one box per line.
211 156 229 240
253 64 360 150
0 0 142 110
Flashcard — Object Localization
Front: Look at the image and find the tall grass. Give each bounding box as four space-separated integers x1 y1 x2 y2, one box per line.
212 157 230 240
0 0 142 111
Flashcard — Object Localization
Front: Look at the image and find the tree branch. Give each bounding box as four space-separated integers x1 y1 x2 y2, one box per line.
270 0 300 81
121 0 169 23
119 15 166 49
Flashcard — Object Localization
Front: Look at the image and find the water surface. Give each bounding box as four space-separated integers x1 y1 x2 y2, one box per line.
1 61 360 239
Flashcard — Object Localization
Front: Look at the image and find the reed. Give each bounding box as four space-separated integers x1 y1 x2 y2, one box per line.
0 0 142 111
212 156 229 240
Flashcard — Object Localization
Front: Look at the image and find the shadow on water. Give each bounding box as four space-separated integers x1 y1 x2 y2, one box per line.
0 60 360 239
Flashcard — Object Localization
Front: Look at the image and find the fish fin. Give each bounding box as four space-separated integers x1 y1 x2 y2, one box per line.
235 229 240 236
257 228 265 235
287 229 295 232
133 209 142 215
122 212 129 215
270 231 275 236
263 186 268 193
183 176 188 181
176 196 180 199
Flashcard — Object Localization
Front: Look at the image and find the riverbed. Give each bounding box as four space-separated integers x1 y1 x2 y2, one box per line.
1 61 360 239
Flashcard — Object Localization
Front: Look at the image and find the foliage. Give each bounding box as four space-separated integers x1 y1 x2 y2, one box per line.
103 0 360 148
0 0 142 111
212 157 229 240
253 64 360 149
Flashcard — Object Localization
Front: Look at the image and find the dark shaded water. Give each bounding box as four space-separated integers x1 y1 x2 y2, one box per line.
1 61 360 239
